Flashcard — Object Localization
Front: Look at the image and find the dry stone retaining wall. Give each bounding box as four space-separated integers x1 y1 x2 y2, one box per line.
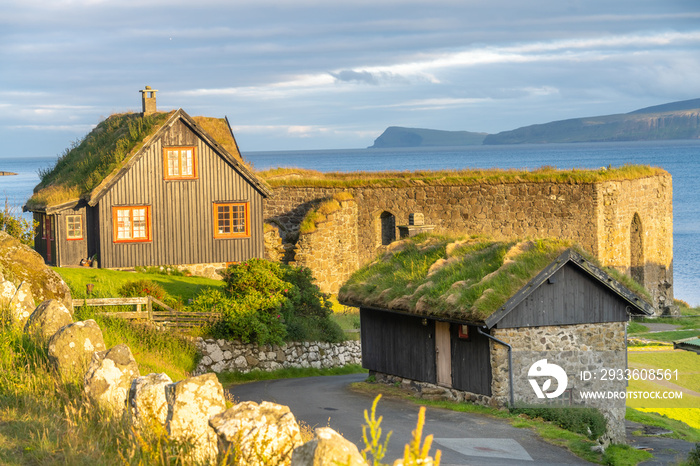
194 338 362 375
264 174 673 312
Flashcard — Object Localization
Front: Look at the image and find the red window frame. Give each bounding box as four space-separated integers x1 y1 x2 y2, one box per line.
112 206 152 243
163 146 197 180
213 202 250 239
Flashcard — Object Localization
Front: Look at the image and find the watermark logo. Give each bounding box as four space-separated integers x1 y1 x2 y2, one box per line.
528 359 568 399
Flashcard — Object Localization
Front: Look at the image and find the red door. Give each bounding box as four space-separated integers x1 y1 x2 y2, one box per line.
45 215 54 264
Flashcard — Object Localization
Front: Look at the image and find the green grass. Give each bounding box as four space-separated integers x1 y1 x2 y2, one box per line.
626 408 700 443
633 330 700 342
259 165 665 189
627 321 650 334
217 364 366 388
338 235 646 324
55 266 224 301
28 112 173 209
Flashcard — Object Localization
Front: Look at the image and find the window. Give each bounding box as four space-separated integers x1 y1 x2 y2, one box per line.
163 146 197 179
112 206 151 242
66 215 83 240
213 202 249 238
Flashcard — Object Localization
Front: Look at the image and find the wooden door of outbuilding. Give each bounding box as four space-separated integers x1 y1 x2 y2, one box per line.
435 321 452 387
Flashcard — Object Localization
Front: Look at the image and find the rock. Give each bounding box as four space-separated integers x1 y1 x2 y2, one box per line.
210 401 303 465
6 281 35 326
0 231 72 311
47 319 106 380
292 427 366 466
165 373 226 463
129 372 173 430
24 299 73 341
84 344 140 414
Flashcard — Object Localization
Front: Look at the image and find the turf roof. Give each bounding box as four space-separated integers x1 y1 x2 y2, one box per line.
338 234 651 324
26 111 246 210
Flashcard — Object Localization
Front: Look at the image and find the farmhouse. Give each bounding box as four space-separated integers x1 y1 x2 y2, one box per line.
25 87 270 274
338 235 654 442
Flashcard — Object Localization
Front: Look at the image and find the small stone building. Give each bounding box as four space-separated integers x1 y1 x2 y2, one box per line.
338 236 654 442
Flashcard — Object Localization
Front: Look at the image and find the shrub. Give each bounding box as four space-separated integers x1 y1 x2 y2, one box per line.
118 279 167 301
510 406 607 439
196 259 343 344
687 443 700 466
0 204 37 246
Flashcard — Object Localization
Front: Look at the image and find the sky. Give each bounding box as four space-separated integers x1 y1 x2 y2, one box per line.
1 0 700 155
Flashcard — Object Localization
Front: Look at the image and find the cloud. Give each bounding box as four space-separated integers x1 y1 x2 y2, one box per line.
330 70 379 85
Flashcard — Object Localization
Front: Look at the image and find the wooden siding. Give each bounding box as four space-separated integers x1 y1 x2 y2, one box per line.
360 308 436 384
54 206 88 267
496 263 629 328
33 213 46 261
97 119 265 268
450 324 492 395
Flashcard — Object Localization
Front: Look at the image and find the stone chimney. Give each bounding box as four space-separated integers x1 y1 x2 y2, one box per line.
140 86 158 116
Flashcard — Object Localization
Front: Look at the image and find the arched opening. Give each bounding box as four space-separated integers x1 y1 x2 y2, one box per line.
378 211 396 246
630 213 644 284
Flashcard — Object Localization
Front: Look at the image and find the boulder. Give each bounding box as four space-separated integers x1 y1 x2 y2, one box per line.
24 299 73 341
84 344 140 414
47 319 106 380
5 281 35 326
210 401 303 465
291 427 366 466
129 372 173 430
0 231 72 311
165 373 226 463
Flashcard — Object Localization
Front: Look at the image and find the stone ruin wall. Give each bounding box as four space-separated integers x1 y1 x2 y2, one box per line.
264 173 673 312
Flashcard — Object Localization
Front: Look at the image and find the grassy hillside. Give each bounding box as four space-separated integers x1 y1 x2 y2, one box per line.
370 126 487 148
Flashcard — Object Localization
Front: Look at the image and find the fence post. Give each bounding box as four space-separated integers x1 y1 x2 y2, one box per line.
147 297 153 321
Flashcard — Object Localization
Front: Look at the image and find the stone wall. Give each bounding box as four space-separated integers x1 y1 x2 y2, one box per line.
194 338 362 375
291 199 359 294
491 322 628 443
264 173 673 312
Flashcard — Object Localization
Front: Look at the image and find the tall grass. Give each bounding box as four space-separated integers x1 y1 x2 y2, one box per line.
0 319 198 465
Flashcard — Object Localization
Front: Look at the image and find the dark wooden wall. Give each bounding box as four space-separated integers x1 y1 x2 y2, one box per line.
32 213 48 263
360 308 436 384
450 324 492 395
54 206 88 267
97 118 265 268
496 263 630 328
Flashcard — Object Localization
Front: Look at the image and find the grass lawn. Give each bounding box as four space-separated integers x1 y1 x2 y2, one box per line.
55 266 225 301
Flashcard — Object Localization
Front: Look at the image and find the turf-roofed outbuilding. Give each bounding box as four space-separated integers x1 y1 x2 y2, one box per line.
24 89 271 271
338 235 654 443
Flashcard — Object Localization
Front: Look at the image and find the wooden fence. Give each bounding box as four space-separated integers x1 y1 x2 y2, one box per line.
72 296 219 329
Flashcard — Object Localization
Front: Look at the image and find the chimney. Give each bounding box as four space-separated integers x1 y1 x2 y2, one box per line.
140 86 158 116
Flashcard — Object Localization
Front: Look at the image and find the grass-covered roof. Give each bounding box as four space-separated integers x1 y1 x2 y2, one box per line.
258 165 667 189
26 111 245 210
338 234 651 324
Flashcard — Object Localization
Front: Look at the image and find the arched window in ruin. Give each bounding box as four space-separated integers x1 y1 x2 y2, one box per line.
378 211 396 246
630 213 644 284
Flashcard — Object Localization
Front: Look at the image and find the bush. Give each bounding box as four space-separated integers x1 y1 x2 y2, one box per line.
0 204 37 246
118 279 167 301
510 406 607 439
194 259 343 345
688 443 700 466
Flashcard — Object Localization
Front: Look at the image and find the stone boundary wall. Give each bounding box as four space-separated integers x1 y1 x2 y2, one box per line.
263 173 673 311
194 338 362 375
291 199 359 294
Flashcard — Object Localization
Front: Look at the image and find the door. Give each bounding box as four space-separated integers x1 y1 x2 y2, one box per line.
435 321 452 387
44 215 54 264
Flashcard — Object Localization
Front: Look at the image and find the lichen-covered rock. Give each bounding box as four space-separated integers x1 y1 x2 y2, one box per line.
0 231 72 311
47 319 106 380
0 280 17 314
210 401 303 465
24 299 73 341
165 373 226 463
129 372 173 429
6 281 35 326
291 427 366 466
84 344 140 414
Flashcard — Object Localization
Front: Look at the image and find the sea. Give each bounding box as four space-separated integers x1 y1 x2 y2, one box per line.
1 140 698 305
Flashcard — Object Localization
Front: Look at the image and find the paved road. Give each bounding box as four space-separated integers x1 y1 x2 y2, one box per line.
229 374 593 465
